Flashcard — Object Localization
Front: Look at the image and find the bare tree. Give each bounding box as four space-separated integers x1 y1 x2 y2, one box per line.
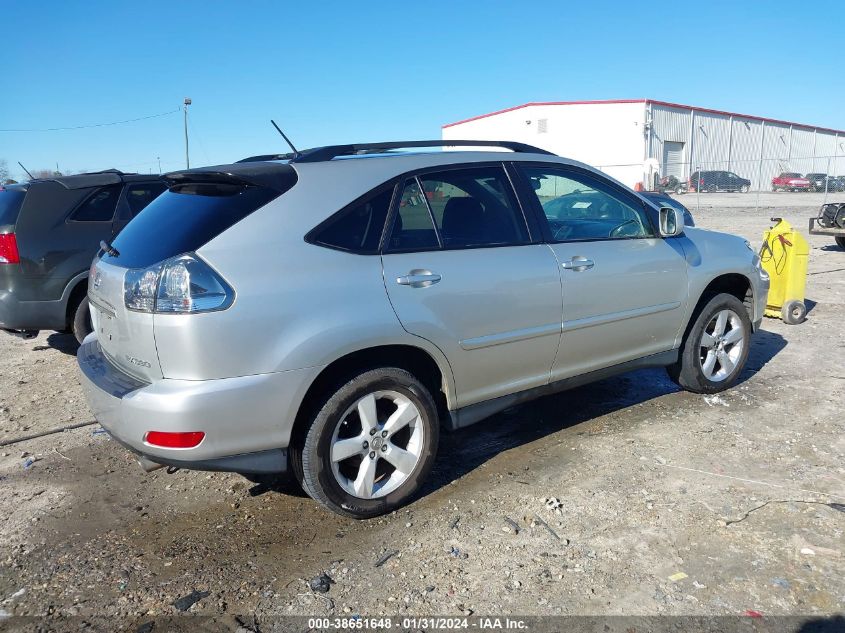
30 169 63 179
0 159 9 183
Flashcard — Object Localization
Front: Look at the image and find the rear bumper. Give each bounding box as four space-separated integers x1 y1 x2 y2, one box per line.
808 217 845 236
76 336 323 474
0 288 67 333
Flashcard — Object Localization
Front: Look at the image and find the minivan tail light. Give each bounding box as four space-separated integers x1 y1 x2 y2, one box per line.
0 233 20 264
124 253 234 314
144 431 205 449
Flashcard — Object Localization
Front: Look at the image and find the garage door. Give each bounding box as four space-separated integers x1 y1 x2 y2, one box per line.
663 141 685 179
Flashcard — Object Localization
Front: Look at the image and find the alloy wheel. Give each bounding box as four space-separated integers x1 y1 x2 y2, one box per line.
329 390 424 499
698 309 745 381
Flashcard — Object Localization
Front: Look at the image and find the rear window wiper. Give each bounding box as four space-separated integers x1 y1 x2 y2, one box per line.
100 239 120 258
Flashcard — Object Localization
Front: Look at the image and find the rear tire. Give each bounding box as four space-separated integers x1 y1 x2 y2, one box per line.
835 236 845 250
297 367 439 519
706 184 717 193
71 296 92 344
667 293 751 394
781 299 806 325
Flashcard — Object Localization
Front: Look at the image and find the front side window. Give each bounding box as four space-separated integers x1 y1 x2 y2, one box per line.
520 167 654 242
70 185 121 222
387 165 528 251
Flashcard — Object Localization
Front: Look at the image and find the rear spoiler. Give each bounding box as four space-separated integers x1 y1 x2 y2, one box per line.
164 163 298 193
48 170 128 190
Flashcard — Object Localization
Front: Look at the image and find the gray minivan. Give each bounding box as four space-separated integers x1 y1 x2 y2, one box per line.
0 171 165 342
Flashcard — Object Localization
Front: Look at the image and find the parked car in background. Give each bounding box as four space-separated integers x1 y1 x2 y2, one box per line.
689 170 751 193
771 172 810 192
804 173 838 192
77 140 768 518
832 176 845 192
0 171 166 342
641 192 695 226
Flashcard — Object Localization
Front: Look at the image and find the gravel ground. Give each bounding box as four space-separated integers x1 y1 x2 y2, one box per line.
0 194 843 630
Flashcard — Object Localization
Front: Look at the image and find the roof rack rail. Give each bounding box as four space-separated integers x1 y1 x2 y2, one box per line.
291 140 554 163
237 140 554 164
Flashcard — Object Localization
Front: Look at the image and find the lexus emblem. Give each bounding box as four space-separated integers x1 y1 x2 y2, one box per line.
93 271 102 289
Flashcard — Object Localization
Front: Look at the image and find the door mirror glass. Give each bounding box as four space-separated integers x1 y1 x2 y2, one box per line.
659 206 684 237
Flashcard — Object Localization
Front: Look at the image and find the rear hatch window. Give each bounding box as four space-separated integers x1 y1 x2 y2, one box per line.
0 187 26 226
104 183 281 269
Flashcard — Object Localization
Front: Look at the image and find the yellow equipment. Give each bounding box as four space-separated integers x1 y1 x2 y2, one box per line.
759 218 809 324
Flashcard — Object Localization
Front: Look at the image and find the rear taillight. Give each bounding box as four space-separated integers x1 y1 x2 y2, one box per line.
144 431 205 449
0 233 20 264
124 253 234 314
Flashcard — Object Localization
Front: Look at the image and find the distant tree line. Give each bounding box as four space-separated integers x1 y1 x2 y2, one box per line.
0 159 83 184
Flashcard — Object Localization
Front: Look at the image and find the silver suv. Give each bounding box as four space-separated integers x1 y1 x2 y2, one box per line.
77 140 769 518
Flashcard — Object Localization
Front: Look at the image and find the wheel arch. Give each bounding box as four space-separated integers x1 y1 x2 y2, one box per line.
62 271 89 328
290 343 454 452
680 273 753 345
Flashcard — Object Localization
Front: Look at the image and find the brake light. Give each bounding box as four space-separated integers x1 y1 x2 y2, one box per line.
144 431 205 449
0 233 20 264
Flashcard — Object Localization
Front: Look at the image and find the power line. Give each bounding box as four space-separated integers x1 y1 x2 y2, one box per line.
0 108 180 132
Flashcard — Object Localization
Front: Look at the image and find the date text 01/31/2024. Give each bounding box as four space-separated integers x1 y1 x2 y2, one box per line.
306 617 528 630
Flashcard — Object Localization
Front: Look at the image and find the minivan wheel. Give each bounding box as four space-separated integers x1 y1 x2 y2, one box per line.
667 293 751 394
298 367 439 518
71 296 92 344
706 184 717 193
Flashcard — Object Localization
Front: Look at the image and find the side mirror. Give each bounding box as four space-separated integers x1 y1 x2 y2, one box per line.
659 206 684 237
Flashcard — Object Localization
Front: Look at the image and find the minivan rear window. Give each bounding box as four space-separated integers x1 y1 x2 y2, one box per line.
105 184 280 268
0 187 26 226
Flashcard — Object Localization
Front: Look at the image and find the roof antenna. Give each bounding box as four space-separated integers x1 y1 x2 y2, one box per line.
270 120 300 157
18 161 34 180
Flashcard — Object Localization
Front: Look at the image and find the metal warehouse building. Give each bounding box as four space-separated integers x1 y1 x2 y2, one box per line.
442 99 845 191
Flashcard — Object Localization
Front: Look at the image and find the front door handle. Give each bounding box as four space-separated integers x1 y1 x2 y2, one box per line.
561 257 594 272
396 269 441 288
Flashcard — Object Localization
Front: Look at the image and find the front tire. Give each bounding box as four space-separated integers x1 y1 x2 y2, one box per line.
297 367 439 519
740 184 750 193
667 293 751 394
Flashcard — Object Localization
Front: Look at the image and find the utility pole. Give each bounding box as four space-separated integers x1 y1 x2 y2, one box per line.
183 98 192 169
157 156 161 174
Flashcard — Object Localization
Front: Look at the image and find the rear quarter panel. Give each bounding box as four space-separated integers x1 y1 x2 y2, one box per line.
154 165 456 403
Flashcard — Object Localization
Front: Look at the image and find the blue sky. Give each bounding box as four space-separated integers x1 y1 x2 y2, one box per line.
2 0 843 180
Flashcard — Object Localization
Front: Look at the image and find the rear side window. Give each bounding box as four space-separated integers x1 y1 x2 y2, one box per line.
307 185 394 253
70 185 121 222
386 165 529 252
126 182 167 217
0 188 26 225
419 166 528 248
106 184 280 268
387 178 441 252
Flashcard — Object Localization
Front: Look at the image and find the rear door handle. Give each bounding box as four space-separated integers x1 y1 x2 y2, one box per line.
561 257 594 272
396 270 441 288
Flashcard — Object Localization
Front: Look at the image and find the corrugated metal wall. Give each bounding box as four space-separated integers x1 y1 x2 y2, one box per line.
649 103 843 190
